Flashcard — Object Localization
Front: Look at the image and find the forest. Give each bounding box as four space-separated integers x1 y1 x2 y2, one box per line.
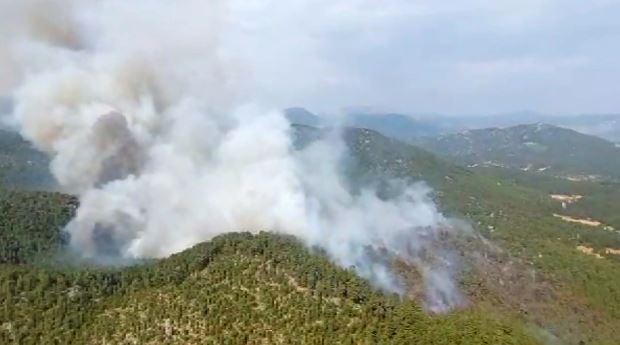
1 127 619 344
0 191 539 344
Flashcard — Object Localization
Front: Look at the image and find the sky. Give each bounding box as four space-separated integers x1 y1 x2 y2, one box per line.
1 0 619 116
225 0 620 115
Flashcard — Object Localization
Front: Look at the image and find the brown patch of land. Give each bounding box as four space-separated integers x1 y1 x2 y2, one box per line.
553 214 601 227
605 248 620 255
576 245 603 259
550 194 583 204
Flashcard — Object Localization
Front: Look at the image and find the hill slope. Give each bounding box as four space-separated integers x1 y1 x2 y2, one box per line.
295 124 620 344
0 225 541 345
0 129 55 189
415 123 620 181
2 125 620 344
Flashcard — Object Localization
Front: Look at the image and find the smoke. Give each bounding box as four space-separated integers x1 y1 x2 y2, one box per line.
2 0 465 312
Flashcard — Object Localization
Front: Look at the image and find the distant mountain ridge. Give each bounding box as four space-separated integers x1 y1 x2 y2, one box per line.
414 123 620 181
284 107 322 127
341 112 442 140
440 111 620 143
284 107 620 142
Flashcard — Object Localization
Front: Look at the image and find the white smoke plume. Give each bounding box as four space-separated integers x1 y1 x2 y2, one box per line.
1 0 465 312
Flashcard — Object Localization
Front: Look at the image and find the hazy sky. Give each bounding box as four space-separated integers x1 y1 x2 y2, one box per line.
228 0 620 114
1 0 619 116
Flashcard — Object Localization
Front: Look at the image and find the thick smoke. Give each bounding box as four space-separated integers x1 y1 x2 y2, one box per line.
2 0 465 312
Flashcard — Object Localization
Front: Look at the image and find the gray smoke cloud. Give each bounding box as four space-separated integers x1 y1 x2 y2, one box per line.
1 0 466 312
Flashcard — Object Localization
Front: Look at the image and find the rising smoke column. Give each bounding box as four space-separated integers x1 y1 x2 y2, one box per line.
1 0 465 312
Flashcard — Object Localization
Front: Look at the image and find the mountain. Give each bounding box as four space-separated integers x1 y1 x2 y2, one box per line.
285 108 444 140
284 107 322 127
1 221 545 344
554 114 620 143
292 124 466 188
342 112 442 140
2 125 620 344
414 123 620 181
0 129 56 190
286 107 620 143
438 112 620 143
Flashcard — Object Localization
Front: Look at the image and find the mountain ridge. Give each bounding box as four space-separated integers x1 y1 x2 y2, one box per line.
414 123 620 181
285 107 620 142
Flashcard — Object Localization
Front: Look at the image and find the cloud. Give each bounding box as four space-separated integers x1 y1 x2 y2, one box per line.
2 0 617 114
224 0 620 114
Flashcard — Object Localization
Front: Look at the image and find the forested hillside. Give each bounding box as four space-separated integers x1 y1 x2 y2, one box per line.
0 207 540 345
302 125 620 344
0 189 76 264
3 0 620 344
2 126 620 344
414 123 620 181
0 129 55 190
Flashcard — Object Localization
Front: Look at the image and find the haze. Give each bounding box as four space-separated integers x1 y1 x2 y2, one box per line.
226 0 620 115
